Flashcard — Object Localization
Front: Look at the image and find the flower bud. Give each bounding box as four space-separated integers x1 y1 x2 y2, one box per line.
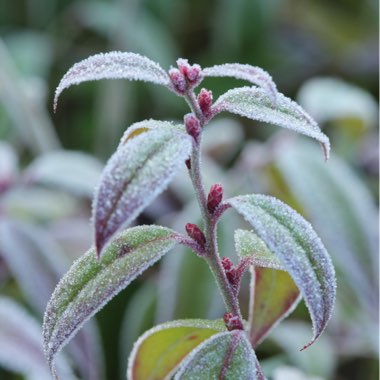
197 88 213 118
221 256 238 287
184 113 201 140
223 313 244 331
185 223 206 248
207 183 223 214
177 58 201 85
169 68 187 94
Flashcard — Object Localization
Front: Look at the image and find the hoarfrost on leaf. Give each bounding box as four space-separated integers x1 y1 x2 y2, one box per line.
213 86 330 160
54 51 171 110
93 121 192 256
203 63 278 104
174 330 265 380
227 194 336 349
43 225 178 378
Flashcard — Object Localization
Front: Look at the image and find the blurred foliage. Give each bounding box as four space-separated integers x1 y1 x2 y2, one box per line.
0 0 378 379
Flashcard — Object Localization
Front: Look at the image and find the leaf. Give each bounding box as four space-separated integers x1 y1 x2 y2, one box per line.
94 121 192 255
0 220 105 380
54 51 170 110
174 330 264 380
43 225 178 378
274 140 378 312
0 297 75 380
227 194 336 349
24 150 103 197
234 230 301 347
127 319 225 380
234 229 283 270
249 267 300 347
213 86 330 159
203 64 277 104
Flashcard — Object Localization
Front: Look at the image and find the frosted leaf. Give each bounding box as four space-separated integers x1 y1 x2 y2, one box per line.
203 64 277 104
213 86 330 160
234 229 283 270
24 150 103 198
127 318 225 380
54 51 170 110
0 297 75 380
174 330 265 380
93 121 192 256
227 194 336 349
43 225 178 378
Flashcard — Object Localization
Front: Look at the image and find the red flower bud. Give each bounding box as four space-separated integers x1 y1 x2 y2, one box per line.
184 114 201 140
221 256 238 288
177 59 201 85
207 183 223 214
223 313 243 331
198 88 213 118
185 223 206 248
169 68 187 94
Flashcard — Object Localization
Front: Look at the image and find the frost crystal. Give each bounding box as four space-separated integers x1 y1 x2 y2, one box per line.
214 86 330 160
54 52 170 110
228 194 336 349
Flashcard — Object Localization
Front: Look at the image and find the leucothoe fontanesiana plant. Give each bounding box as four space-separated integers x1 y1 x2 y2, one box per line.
43 52 336 380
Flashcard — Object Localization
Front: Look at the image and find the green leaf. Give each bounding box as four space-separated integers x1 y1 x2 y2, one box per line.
234 229 283 270
174 330 264 380
43 225 178 378
127 319 225 380
213 86 330 160
227 194 336 349
235 230 301 347
94 121 192 255
54 51 171 110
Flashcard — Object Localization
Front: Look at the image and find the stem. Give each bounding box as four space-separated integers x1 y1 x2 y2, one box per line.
185 90 242 320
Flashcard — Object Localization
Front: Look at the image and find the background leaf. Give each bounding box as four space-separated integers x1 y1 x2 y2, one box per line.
94 122 192 255
227 194 336 349
43 225 178 377
127 319 225 380
213 86 330 159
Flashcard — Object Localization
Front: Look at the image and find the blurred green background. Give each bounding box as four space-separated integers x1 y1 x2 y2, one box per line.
0 1 378 379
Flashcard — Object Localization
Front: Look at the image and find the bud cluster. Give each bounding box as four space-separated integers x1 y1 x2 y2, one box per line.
223 312 244 331
185 223 206 249
169 59 202 94
221 257 238 288
207 183 223 214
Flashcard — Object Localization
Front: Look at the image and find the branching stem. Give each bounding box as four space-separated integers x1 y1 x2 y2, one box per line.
185 90 242 321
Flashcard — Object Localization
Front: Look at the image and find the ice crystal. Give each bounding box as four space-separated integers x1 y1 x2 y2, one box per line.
54 52 170 110
213 86 330 160
43 225 178 378
203 63 277 105
228 194 336 349
174 330 263 379
93 123 192 255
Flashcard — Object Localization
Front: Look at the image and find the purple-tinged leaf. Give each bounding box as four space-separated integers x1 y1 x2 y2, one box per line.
0 297 75 380
54 51 170 110
203 64 277 104
0 220 104 380
43 225 178 379
94 121 192 256
213 86 330 160
127 319 225 380
174 330 265 380
227 194 336 349
235 229 301 347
